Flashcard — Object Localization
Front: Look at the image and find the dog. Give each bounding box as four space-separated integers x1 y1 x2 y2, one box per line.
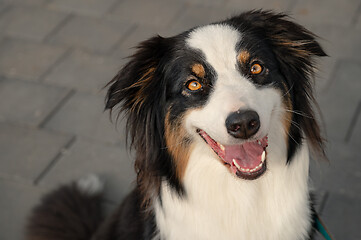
26 10 327 240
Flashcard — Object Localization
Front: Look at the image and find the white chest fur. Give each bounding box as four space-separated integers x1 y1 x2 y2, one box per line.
154 140 312 240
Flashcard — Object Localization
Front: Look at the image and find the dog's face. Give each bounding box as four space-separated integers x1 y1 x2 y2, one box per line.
106 11 326 200
163 24 283 180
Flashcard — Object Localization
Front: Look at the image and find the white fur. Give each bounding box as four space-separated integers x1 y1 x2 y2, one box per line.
77 174 104 195
154 25 312 240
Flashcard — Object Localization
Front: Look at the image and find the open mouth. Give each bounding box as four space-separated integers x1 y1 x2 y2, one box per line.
198 129 268 180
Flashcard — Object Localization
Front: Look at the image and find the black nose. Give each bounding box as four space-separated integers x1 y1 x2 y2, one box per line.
225 110 260 139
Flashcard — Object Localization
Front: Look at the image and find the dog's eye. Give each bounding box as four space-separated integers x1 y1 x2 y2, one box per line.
250 63 263 75
186 80 202 91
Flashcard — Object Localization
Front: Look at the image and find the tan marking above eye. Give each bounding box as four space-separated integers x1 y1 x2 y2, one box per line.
250 63 263 75
191 63 205 78
187 80 202 91
238 50 250 64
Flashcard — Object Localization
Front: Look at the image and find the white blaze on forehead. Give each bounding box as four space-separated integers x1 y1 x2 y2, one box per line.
186 24 240 72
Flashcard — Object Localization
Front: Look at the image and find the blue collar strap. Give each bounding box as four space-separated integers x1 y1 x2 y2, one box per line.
315 213 333 240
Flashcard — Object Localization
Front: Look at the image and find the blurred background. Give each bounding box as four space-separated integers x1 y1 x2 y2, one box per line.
0 0 360 239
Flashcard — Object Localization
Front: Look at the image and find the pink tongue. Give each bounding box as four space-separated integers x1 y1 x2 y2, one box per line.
224 141 264 169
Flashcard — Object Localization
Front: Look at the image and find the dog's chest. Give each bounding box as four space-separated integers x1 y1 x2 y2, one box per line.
154 145 312 240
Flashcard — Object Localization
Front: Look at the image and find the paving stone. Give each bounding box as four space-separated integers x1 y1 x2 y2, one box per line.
44 50 122 93
226 0 294 12
48 0 118 17
112 24 169 59
0 0 47 5
313 230 327 240
39 138 135 203
43 92 126 145
0 2 7 13
0 39 66 81
166 5 235 36
109 0 185 29
314 57 337 94
291 0 360 27
0 123 72 182
356 12 361 29
321 192 361 239
0 180 46 240
0 78 70 126
48 16 132 54
112 6 235 56
317 60 361 141
179 0 230 7
349 104 361 146
307 24 361 62
0 6 68 41
310 141 361 199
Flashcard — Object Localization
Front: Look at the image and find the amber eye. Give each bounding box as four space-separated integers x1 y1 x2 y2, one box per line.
187 80 202 91
250 63 263 75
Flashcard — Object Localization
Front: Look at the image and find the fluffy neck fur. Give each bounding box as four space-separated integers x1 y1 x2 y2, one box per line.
154 120 311 240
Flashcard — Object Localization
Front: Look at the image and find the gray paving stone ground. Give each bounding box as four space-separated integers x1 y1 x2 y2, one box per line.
291 0 360 27
43 92 127 145
48 15 132 54
0 39 67 81
43 50 121 93
0 180 47 240
109 0 185 28
0 78 70 126
0 0 360 239
350 105 361 145
37 138 135 203
0 0 47 6
0 123 72 182
226 0 294 12
322 192 361 239
48 0 118 17
0 6 68 41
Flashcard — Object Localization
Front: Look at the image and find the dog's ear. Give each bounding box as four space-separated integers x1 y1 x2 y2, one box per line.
105 36 170 204
261 11 326 69
105 35 168 113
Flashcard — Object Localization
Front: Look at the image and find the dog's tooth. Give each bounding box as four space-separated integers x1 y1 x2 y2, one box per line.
232 159 241 170
261 151 266 162
257 140 261 145
219 144 225 151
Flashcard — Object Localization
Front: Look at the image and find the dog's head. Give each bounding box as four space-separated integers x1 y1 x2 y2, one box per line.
106 10 326 203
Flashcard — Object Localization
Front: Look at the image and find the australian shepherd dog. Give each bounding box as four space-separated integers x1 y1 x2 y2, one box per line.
26 10 327 240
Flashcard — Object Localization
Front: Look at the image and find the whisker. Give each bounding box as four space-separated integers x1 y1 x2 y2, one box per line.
281 82 295 98
274 107 313 119
287 132 298 144
284 118 302 131
283 109 313 119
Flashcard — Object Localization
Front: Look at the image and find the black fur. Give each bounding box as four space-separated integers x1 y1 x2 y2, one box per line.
92 189 157 240
105 35 186 203
26 183 103 240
